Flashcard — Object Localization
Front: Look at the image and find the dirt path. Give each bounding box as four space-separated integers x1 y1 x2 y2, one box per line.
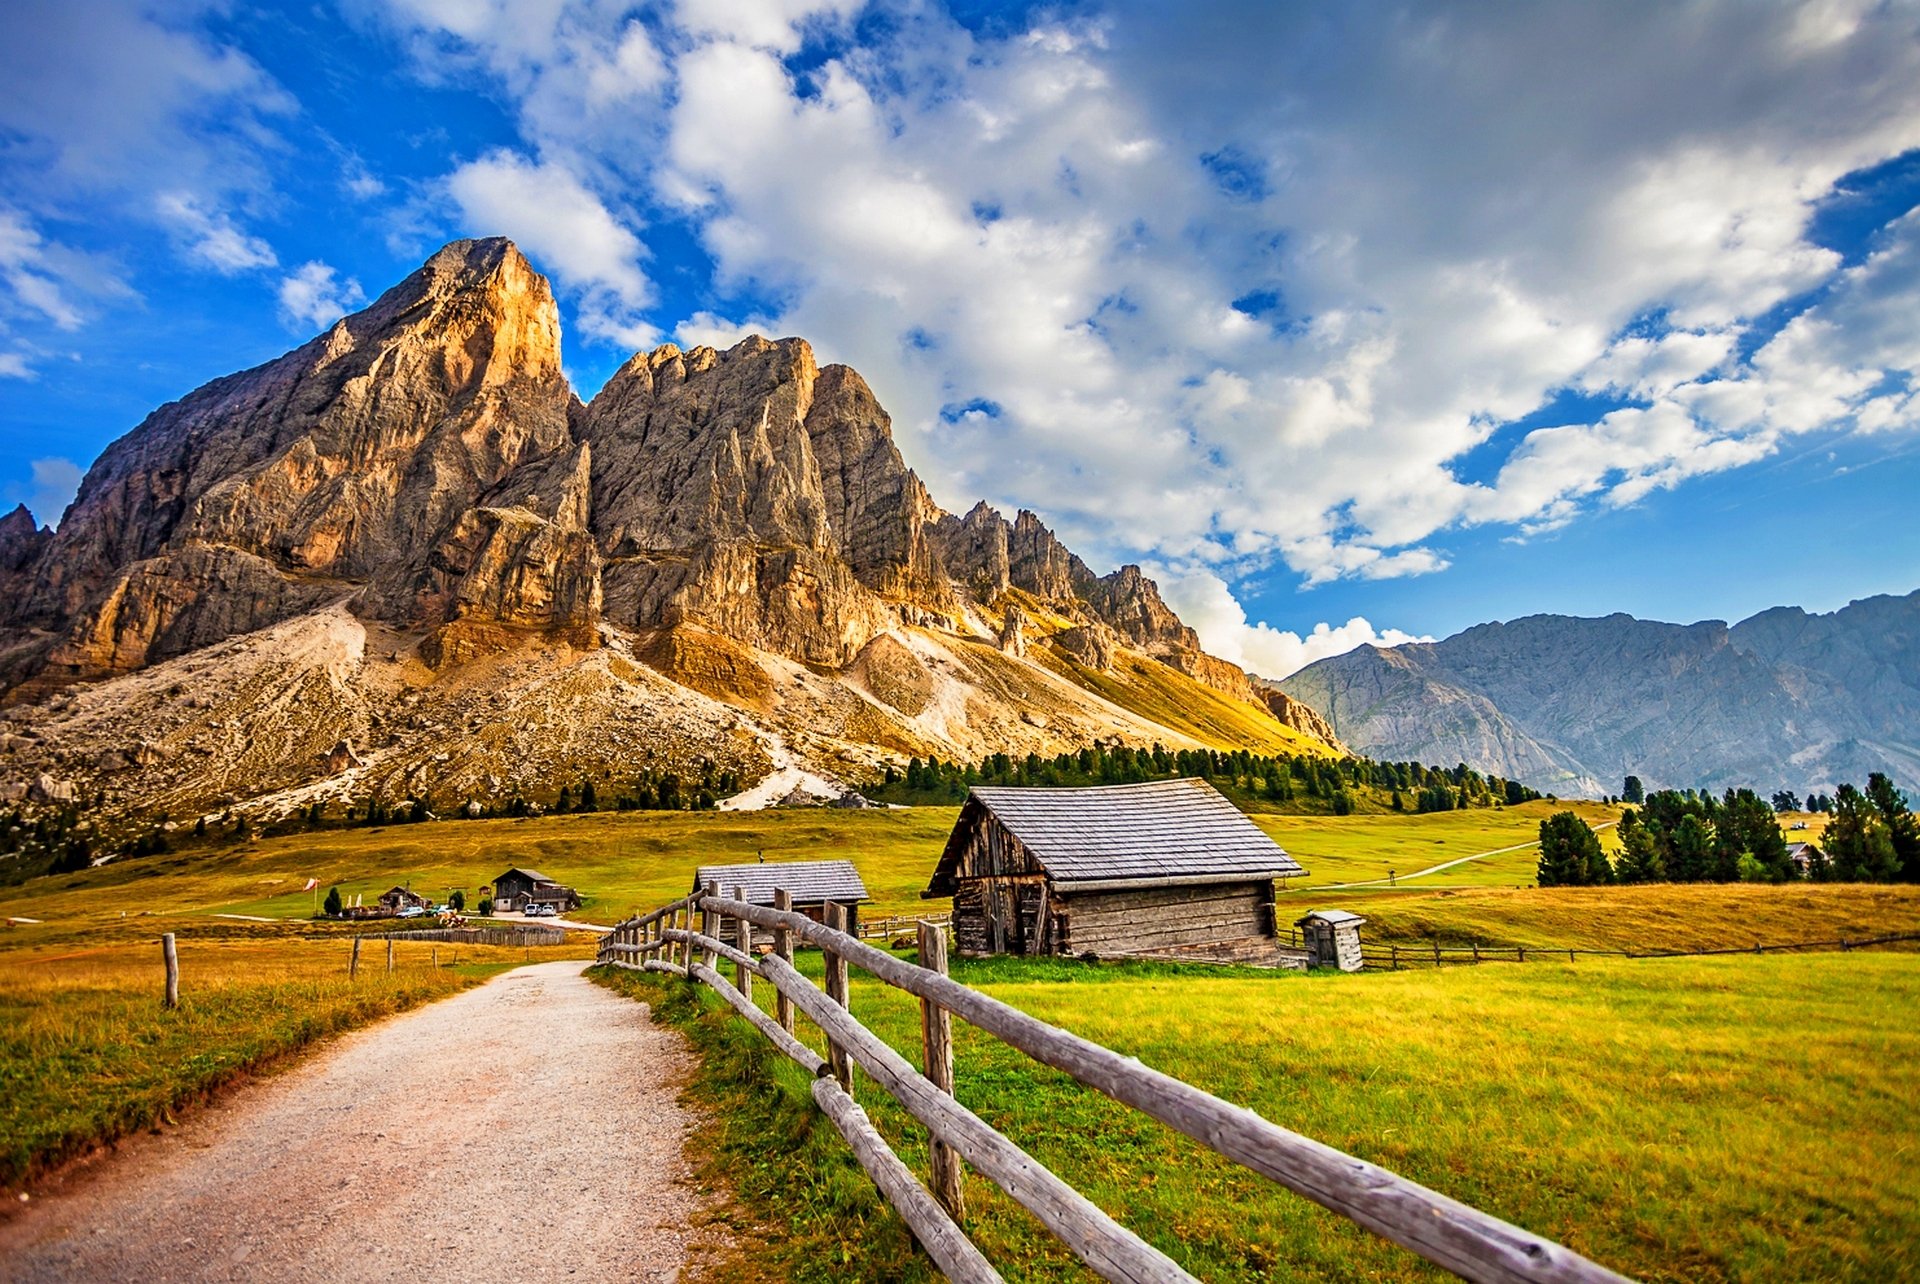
0 962 720 1282
1319 821 1620 889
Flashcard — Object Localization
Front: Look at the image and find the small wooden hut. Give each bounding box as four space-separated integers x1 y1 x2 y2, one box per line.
922 778 1306 961
376 886 430 914
693 859 870 946
1296 909 1366 971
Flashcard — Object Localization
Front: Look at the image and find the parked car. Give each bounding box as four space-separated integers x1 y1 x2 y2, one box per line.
397 905 428 918
525 902 557 918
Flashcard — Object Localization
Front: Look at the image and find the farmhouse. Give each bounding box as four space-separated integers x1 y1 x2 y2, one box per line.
692 859 869 947
491 868 581 913
376 886 430 914
922 778 1307 962
1786 841 1825 873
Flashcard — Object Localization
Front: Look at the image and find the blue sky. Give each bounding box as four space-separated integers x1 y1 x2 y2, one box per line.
2 1 1918 675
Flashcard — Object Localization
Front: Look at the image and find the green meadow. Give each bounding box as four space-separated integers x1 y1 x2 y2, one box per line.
605 947 1920 1284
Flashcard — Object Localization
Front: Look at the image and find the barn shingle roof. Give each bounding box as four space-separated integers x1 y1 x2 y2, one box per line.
693 859 869 906
924 778 1304 895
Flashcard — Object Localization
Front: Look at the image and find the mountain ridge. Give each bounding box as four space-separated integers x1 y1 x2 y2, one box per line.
0 238 1333 826
1277 590 1920 797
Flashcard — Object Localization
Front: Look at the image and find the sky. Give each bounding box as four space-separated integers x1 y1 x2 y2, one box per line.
2 0 1918 678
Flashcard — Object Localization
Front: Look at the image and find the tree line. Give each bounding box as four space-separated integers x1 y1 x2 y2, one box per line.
1537 771 1920 886
873 744 1544 815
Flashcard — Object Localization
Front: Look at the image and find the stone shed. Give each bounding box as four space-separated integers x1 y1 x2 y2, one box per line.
922 778 1307 962
1296 909 1366 971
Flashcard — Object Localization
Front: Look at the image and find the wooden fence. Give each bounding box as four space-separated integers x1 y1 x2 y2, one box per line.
1366 931 1920 970
859 911 952 942
597 884 1632 1284
369 926 566 947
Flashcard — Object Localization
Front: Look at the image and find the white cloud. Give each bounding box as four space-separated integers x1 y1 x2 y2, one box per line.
277 261 367 332
635 3 1920 586
25 456 83 528
155 192 277 274
0 352 32 380
445 149 655 347
1159 569 1430 679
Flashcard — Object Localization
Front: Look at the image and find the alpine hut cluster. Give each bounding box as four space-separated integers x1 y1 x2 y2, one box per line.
922 779 1308 965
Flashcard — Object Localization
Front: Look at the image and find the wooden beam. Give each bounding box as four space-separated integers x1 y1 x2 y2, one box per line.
824 901 852 1091
161 933 178 1010
773 888 796 1034
758 953 1194 1284
810 1075 1002 1284
702 893 1630 1284
690 961 824 1076
919 920 965 1222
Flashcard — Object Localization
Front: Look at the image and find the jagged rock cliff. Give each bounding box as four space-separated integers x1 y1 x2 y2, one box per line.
1277 593 1920 797
0 239 1334 823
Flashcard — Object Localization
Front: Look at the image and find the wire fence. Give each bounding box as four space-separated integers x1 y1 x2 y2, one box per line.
1364 931 1920 970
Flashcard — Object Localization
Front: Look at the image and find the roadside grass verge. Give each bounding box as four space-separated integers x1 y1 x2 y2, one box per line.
600 949 1920 1283
0 929 573 1189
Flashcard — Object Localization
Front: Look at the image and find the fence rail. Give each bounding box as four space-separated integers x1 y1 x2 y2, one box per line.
1365 931 1920 970
597 885 1632 1284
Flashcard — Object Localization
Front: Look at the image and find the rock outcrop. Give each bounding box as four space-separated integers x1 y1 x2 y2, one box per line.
0 238 1341 823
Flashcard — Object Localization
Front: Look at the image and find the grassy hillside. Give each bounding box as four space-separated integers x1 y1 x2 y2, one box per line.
1038 648 1331 756
603 948 1920 1283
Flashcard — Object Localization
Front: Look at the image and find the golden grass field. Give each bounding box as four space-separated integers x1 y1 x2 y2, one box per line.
3 795 1914 1284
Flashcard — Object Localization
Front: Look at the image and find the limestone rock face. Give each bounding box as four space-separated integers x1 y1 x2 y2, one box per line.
1254 684 1344 751
7 238 576 678
581 337 898 665
998 604 1028 657
0 237 1342 821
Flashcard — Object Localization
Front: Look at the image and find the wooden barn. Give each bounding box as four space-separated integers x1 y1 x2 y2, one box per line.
922 779 1307 962
376 886 430 914
692 859 870 947
491 867 581 913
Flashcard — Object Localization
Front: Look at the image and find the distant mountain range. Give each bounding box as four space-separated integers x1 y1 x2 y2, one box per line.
1277 591 1920 798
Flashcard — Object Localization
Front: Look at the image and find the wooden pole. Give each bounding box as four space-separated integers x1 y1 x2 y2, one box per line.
387 937 395 974
773 888 795 1034
349 936 361 979
701 882 719 972
809 1076 1002 1284
734 885 753 1004
161 932 179 1009
919 919 964 1221
824 901 852 1091
432 946 438 969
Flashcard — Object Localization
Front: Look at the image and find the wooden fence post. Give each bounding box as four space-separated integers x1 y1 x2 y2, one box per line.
1471 941 1480 964
432 946 438 970
734 885 754 1003
1432 941 1441 966
701 882 719 972
1517 945 1526 963
1389 945 1397 971
349 936 361 978
773 888 795 1034
824 901 852 1091
919 919 964 1221
161 932 179 1009
387 937 395 974
681 902 696 977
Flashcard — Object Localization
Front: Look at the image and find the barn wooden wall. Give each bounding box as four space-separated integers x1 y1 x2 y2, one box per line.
1059 882 1270 956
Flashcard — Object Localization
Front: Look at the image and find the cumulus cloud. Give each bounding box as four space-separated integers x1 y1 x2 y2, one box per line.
1159 569 1430 679
633 3 1920 589
24 456 83 528
0 352 32 380
155 192 277 274
0 0 291 279
277 261 367 332
445 150 656 347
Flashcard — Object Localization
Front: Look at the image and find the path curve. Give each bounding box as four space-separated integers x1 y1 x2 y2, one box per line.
0 962 718 1282
1319 821 1619 889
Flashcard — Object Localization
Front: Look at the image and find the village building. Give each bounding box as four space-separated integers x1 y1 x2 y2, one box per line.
921 778 1308 963
376 886 431 914
692 859 869 947
1296 909 1367 972
491 867 582 913
1786 841 1825 873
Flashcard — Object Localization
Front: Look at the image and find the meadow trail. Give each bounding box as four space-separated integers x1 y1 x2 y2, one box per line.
0 962 717 1283
1320 821 1620 889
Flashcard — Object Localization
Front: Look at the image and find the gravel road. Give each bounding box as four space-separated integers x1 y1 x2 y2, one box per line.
0 961 720 1282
